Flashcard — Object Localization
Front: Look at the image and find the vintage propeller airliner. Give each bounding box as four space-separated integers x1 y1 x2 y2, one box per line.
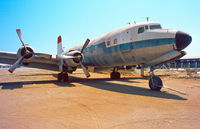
0 21 192 91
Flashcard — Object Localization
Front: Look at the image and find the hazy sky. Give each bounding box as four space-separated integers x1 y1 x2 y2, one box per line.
0 0 199 57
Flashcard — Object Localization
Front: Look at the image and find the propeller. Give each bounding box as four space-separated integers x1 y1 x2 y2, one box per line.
16 29 27 51
8 29 52 73
80 62 90 78
8 29 29 73
79 38 90 78
8 55 25 73
57 37 91 78
81 38 90 53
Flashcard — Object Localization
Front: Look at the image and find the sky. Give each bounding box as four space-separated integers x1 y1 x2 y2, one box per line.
0 0 199 57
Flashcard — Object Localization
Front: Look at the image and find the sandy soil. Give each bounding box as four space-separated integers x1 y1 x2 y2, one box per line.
0 68 200 129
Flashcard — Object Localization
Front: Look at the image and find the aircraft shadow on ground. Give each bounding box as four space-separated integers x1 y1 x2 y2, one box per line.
19 73 55 76
70 77 187 100
0 76 187 100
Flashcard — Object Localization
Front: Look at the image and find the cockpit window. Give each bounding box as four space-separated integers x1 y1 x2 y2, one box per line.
138 27 144 34
150 25 162 29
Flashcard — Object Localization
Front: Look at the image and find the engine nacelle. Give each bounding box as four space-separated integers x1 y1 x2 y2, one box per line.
57 50 83 67
17 44 34 59
66 50 83 64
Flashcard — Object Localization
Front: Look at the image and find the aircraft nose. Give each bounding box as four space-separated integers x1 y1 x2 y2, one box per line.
175 31 192 51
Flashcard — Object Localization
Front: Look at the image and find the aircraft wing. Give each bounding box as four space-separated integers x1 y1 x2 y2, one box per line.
0 51 59 71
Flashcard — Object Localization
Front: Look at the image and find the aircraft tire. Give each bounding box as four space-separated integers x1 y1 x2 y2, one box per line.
110 72 120 79
58 73 63 82
63 73 69 82
115 72 120 79
149 76 162 91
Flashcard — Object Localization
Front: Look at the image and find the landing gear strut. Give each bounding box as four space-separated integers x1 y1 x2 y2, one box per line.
58 72 69 82
149 67 163 91
110 67 120 79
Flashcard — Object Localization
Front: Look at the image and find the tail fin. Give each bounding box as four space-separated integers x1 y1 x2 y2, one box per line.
57 35 64 55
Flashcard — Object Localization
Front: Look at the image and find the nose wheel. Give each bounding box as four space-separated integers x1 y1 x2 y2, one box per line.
149 75 162 91
58 72 69 82
149 67 163 91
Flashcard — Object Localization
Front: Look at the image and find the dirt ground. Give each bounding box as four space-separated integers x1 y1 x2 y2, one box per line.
0 68 200 129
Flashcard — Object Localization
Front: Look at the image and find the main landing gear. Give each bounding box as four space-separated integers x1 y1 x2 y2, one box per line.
110 67 120 79
149 67 163 91
58 72 69 82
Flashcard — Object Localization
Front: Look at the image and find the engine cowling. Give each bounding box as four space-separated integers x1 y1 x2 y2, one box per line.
17 45 34 59
66 50 83 65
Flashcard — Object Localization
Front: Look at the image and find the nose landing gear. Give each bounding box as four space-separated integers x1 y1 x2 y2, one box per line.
149 67 163 91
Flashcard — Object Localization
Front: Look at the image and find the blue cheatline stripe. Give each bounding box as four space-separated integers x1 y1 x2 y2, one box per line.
83 38 175 65
85 38 175 54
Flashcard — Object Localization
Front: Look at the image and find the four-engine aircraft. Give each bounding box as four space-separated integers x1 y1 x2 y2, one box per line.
0 21 192 91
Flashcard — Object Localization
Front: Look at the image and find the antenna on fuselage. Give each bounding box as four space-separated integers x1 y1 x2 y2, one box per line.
146 17 150 22
141 17 150 22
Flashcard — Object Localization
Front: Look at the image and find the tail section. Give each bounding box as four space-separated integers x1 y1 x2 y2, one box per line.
57 35 64 55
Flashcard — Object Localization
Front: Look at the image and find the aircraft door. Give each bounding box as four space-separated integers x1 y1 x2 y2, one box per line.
120 29 132 43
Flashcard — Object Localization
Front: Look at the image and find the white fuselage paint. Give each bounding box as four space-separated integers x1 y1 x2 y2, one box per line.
68 22 178 67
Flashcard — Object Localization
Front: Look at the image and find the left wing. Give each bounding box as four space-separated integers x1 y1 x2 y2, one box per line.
0 51 60 71
1 29 91 78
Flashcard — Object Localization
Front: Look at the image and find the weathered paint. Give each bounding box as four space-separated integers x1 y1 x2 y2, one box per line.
69 21 180 68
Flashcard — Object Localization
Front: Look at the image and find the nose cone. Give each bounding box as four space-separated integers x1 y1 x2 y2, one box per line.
175 31 192 51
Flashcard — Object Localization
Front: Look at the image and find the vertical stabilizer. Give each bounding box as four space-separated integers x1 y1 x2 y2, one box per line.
57 35 64 55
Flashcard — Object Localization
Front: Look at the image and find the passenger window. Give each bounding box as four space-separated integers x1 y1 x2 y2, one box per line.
106 40 111 46
138 27 144 34
150 25 162 29
145 25 148 30
114 39 118 44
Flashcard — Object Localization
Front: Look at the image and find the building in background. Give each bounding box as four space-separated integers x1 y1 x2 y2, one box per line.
170 56 200 69
0 64 11 69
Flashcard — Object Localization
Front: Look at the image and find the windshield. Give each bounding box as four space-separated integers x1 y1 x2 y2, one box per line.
150 25 162 29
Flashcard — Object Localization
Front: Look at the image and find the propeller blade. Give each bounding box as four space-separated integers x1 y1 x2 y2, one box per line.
34 53 52 59
16 29 26 48
80 62 90 78
80 38 90 53
8 55 25 73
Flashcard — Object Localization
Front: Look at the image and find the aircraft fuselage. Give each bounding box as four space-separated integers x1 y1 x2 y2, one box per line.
69 21 191 68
